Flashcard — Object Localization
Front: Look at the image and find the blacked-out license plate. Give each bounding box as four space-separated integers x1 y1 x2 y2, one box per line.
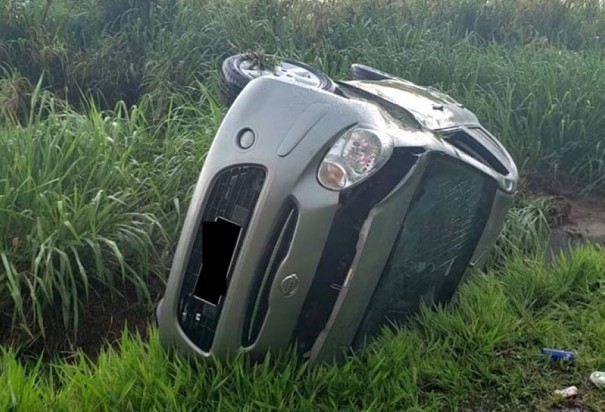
193 217 241 305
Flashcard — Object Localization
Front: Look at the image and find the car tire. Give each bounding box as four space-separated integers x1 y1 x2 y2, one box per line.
348 63 394 81
218 54 335 106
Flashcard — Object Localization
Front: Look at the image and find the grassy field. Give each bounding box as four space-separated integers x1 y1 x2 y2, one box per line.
1 0 605 410
3 244 605 411
2 0 605 191
0 90 216 335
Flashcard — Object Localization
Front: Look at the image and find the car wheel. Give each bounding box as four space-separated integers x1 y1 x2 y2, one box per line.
348 63 394 81
218 53 335 105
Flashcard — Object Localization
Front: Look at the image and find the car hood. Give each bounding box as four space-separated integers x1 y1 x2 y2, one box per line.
344 79 479 131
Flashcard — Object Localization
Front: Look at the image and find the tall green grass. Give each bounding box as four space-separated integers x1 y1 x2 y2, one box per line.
1 1 604 408
484 195 554 268
2 245 605 411
0 77 555 338
1 0 605 346
0 88 214 336
2 0 605 190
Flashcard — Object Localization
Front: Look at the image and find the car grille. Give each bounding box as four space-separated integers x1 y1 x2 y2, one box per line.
177 165 266 352
354 155 496 344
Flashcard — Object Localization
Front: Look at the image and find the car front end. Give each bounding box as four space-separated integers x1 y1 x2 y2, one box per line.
157 72 518 362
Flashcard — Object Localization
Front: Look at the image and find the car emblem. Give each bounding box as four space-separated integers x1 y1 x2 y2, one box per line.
280 274 300 297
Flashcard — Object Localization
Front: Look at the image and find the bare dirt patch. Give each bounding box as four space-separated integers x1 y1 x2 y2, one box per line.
0 277 164 360
522 173 605 260
561 196 605 244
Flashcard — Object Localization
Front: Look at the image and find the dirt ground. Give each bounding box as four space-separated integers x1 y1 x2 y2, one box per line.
522 173 605 259
0 277 164 359
558 196 605 244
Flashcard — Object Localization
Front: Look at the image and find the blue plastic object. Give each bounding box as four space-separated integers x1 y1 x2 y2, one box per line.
542 348 575 362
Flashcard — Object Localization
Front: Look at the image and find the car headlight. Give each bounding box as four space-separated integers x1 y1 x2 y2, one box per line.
317 127 393 190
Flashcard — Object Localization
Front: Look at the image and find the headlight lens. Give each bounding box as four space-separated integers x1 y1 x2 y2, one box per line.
318 127 393 190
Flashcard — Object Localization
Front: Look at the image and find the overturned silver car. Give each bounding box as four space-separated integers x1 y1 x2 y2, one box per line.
157 56 518 362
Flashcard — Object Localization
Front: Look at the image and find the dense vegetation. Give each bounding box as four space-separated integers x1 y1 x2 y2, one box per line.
2 0 605 190
3 245 605 410
1 0 605 410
